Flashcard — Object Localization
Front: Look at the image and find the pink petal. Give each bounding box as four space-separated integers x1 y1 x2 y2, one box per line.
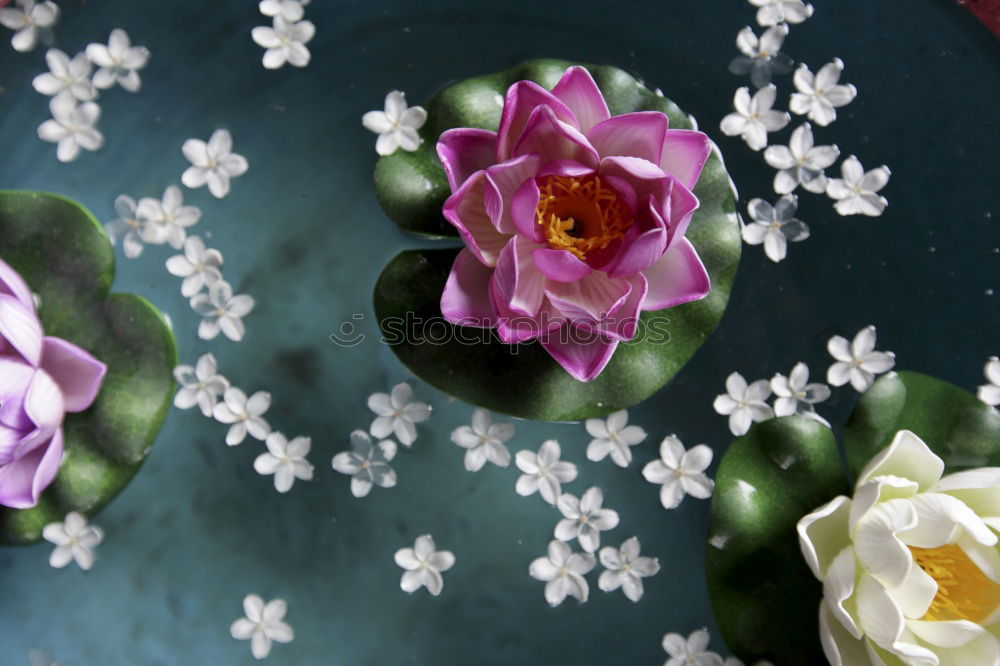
492 236 547 317
497 80 578 161
607 196 669 278
541 328 619 382
0 357 35 432
588 273 647 341
440 248 497 326
587 112 668 163
660 129 712 190
489 280 560 344
483 154 541 234
436 128 498 191
0 258 37 310
0 294 43 366
531 248 592 282
537 159 596 179
511 179 544 242
664 176 700 250
598 156 670 210
0 427 63 509
40 337 107 413
545 272 631 323
511 106 599 169
550 66 611 134
442 171 511 267
641 237 711 310
23 368 64 436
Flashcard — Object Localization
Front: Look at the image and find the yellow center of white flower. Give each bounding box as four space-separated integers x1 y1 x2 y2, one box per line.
535 175 633 260
910 543 1000 624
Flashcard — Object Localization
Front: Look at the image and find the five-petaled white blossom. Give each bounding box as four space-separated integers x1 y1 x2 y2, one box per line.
662 629 725 666
42 511 103 571
332 429 398 498
173 352 229 417
771 362 831 425
213 387 271 445
748 0 814 26
367 382 430 447
259 0 310 22
713 372 774 436
104 194 148 258
555 486 620 553
825 155 891 217
0 0 58 53
136 185 201 249
166 235 223 297
85 28 149 92
529 539 596 607
514 439 578 505
394 534 455 596
729 25 793 88
252 16 314 69
642 435 715 509
362 91 427 156
741 194 809 263
763 123 839 194
826 325 895 392
598 536 660 602
585 409 647 468
450 408 514 472
32 48 95 100
254 433 314 493
230 595 294 660
191 280 255 341
719 85 789 151
37 91 103 163
790 58 857 126
978 356 1000 407
181 129 249 199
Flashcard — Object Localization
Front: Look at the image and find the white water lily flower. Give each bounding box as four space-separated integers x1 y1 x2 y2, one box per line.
32 48 95 100
104 194 147 258
713 372 774 436
0 0 58 52
394 534 455 596
827 325 895 392
85 29 149 92
42 511 103 570
36 91 103 163
770 362 831 425
362 90 427 156
514 439 578 505
598 536 660 602
259 0 310 22
450 408 514 471
251 16 314 69
741 194 809 263
764 123 839 194
166 236 223 297
332 430 398 498
663 629 725 666
798 430 1000 666
979 356 1000 407
230 595 294 660
367 382 430 447
190 280 255 341
181 129 249 199
585 409 647 468
826 155 891 217
748 0 813 26
254 433 314 493
790 58 857 126
555 486 620 553
729 25 793 88
642 435 715 509
719 85 790 151
529 539 596 606
173 353 229 417
213 388 271 445
136 185 201 249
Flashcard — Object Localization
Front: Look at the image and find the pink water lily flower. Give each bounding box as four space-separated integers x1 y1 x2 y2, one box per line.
0 259 107 508
437 67 713 381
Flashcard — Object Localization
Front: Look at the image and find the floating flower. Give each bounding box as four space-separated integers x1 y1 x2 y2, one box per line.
585 408 647 468
642 435 714 509
662 629 725 666
190 280 255 342
85 29 149 92
437 66 715 381
254 433 314 493
740 194 809 262
331 429 398 498
32 48 96 101
36 91 103 163
979 356 1000 407
555 486 620 553
173 353 229 417
790 58 857 126
770 362 831 425
0 0 58 53
748 0 814 26
797 430 1000 666
394 534 455 596
827 325 895 392
450 408 514 471
598 536 660 602
713 372 774 436
367 382 430 447
719 85 789 151
529 539 596 606
136 185 201 250
166 236 223 298
728 25 793 88
181 129 249 199
825 155 891 217
251 16 314 70
258 0 310 22
42 511 103 570
103 194 148 258
514 439 578 505
230 594 294 660
362 90 427 156
213 387 271 445
763 123 839 194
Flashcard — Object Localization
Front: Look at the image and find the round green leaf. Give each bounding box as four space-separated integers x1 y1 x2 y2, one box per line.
706 416 849 664
0 191 178 544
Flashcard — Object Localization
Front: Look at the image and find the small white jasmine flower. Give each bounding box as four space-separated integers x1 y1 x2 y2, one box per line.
585 408 647 468
181 129 249 199
42 511 103 571
254 433 314 493
136 185 201 249
166 235 223 297
367 382 430 447
825 155 891 216
258 0 310 22
0 0 58 53
230 595 294 660
529 539 596 606
173 352 229 417
713 372 774 436
362 90 427 156
332 430 398 498
597 536 660 602
555 486 620 553
514 439 577 505
252 16 314 69
662 629 725 666
104 194 147 258
719 85 789 151
826 325 895 392
450 408 514 471
763 123 839 194
85 28 149 92
394 534 455 596
213 387 271 445
36 91 103 163
790 58 857 126
190 280 255 342
729 25 793 88
642 435 715 509
32 48 95 100
770 362 831 425
978 356 1000 406
741 194 809 263
748 0 814 26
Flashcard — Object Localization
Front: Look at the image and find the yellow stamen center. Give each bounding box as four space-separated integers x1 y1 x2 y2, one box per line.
535 175 633 260
910 543 1000 623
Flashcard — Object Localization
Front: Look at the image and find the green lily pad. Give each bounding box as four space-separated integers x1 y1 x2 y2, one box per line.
0 191 177 544
372 60 740 420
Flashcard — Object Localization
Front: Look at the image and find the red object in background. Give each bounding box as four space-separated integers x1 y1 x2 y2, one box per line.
958 0 1000 35
0 0 11 7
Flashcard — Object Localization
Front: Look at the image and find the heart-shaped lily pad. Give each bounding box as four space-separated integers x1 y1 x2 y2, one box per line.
372 59 740 421
0 191 177 544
